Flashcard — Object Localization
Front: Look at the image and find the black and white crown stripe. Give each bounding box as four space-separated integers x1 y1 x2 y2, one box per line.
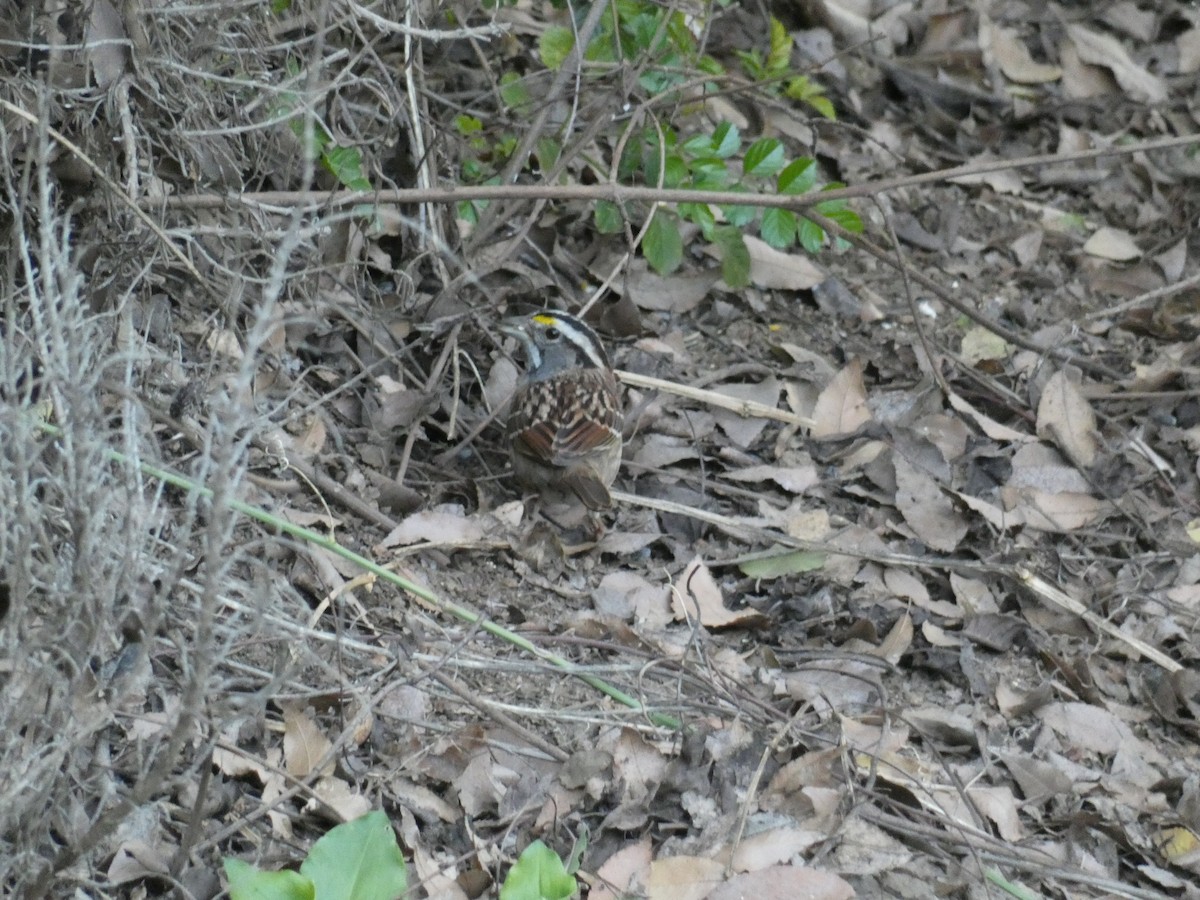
529 311 610 370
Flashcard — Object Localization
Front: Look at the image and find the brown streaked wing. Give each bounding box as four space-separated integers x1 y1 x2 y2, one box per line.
509 369 621 468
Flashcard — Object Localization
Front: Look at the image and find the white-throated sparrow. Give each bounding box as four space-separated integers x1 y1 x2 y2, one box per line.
500 309 623 510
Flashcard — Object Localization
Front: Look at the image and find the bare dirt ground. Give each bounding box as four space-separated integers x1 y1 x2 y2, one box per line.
2 1 1199 898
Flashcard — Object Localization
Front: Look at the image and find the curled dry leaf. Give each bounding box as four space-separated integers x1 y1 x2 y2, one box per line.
1036 369 1099 468
986 20 1062 84
670 556 768 629
1066 23 1168 103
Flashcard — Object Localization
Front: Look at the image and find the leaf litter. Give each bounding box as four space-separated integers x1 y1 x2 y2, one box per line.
3 0 1200 898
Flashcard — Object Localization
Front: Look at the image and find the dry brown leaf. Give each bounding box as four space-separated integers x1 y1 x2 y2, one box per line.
592 837 653 900
1000 752 1074 802
632 433 702 469
729 827 824 873
304 775 372 823
456 752 517 817
949 573 999 615
1000 486 1106 532
1083 226 1142 261
86 0 129 87
828 817 913 877
740 234 827 290
986 20 1062 84
711 378 781 448
624 263 718 313
646 855 725 900
282 703 335 779
1036 370 1099 468
107 840 170 885
811 359 871 438
893 455 969 552
723 463 820 494
411 844 470 900
948 391 1032 442
1009 442 1092 493
1066 24 1167 102
1059 39 1119 98
874 612 913 665
670 556 769 629
593 570 671 628
378 503 522 549
1010 228 1044 267
885 568 960 618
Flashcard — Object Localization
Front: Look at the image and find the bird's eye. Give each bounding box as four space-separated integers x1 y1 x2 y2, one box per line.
545 327 560 340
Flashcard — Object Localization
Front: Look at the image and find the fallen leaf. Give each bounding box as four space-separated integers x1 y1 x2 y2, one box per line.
987 21 1062 84
592 837 653 900
811 360 871 438
707 863 855 899
647 855 724 900
711 378 781 448
1000 486 1107 532
1066 24 1167 103
1083 226 1141 261
283 704 335 779
1036 370 1099 468
893 455 969 552
741 234 827 290
671 557 768 629
723 463 820 493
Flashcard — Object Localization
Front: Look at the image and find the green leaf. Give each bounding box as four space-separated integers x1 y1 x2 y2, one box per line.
739 550 826 579
760 207 797 249
499 72 531 113
564 827 588 876
688 158 730 190
714 226 750 288
736 48 766 81
645 151 687 188
806 93 836 120
457 200 480 223
680 201 716 239
454 115 483 136
536 137 560 173
721 200 756 227
539 25 575 69
321 146 371 192
785 76 836 120
594 200 623 234
711 121 740 158
797 217 826 253
225 858 315 900
495 134 518 159
766 18 792 75
816 204 864 234
743 138 784 177
499 841 577 900
300 811 408 900
778 157 817 195
585 27 616 63
665 11 695 55
643 209 683 275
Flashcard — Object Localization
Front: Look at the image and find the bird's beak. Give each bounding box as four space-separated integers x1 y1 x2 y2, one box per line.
498 318 525 340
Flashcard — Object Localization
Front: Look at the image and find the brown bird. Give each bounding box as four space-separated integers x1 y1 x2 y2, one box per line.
500 310 623 510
